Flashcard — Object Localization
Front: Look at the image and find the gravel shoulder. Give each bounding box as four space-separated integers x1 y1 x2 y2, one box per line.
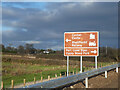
64 68 119 89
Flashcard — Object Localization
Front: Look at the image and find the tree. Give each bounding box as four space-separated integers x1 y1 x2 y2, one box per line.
25 43 36 54
0 44 5 52
17 45 25 55
107 47 118 61
5 46 12 51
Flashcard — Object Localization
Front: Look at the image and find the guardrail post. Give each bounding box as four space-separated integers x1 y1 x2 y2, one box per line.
85 77 88 88
116 67 118 73
65 72 66 76
105 71 107 78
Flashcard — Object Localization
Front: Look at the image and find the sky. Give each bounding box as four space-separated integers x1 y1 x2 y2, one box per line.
1 2 118 50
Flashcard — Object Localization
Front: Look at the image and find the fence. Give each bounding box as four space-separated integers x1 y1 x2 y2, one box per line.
20 63 119 88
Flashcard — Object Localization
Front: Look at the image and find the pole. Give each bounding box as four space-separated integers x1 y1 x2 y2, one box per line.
85 77 88 88
95 56 97 69
105 71 107 78
80 56 82 73
106 45 107 56
116 67 118 73
67 56 69 77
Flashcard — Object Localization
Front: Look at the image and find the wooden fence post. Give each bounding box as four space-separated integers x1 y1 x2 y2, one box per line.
73 70 74 75
24 79 26 87
76 69 78 74
69 72 70 76
11 80 14 88
65 72 66 76
41 76 43 82
60 73 62 78
34 77 36 84
55 74 57 79
48 76 50 80
1 81 3 89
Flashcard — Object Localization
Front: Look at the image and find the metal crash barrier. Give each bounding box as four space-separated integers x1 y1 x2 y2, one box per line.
21 63 120 88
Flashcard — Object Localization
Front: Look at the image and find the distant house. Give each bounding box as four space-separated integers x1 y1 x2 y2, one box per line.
43 50 49 54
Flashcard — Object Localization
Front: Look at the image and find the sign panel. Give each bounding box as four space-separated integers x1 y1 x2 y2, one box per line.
64 32 99 56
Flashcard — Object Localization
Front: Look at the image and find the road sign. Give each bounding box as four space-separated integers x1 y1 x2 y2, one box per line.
64 32 99 56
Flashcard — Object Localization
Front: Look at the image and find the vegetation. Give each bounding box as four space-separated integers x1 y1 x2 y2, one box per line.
0 44 119 62
2 61 77 88
0 44 119 88
2 56 116 88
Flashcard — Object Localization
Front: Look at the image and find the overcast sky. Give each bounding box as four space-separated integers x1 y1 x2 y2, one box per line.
2 2 118 50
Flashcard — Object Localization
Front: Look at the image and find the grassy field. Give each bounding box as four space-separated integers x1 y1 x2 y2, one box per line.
2 55 117 88
3 62 81 88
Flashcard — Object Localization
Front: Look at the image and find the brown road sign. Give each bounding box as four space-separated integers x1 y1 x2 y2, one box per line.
64 32 99 56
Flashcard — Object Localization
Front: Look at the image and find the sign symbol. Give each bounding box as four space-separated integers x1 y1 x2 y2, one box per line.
91 50 97 54
89 41 96 46
90 34 95 39
66 39 71 42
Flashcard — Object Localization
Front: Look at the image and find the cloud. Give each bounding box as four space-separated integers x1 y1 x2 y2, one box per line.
2 0 120 2
20 41 42 44
2 2 118 49
22 28 28 32
2 30 17 38
50 45 63 50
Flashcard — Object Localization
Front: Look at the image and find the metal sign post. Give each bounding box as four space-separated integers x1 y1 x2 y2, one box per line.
95 56 97 69
80 56 82 73
67 56 69 77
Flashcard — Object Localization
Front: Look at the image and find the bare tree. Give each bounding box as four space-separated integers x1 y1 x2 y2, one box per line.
25 43 36 54
18 45 25 55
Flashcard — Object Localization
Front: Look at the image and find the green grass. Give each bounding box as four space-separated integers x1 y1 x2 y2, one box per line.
3 68 79 88
85 62 117 67
2 62 80 88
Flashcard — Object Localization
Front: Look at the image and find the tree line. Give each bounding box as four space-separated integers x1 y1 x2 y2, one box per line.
0 44 119 61
0 44 55 55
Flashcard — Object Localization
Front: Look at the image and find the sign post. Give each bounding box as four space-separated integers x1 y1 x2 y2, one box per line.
64 31 99 74
80 56 82 73
67 56 69 76
95 56 97 69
